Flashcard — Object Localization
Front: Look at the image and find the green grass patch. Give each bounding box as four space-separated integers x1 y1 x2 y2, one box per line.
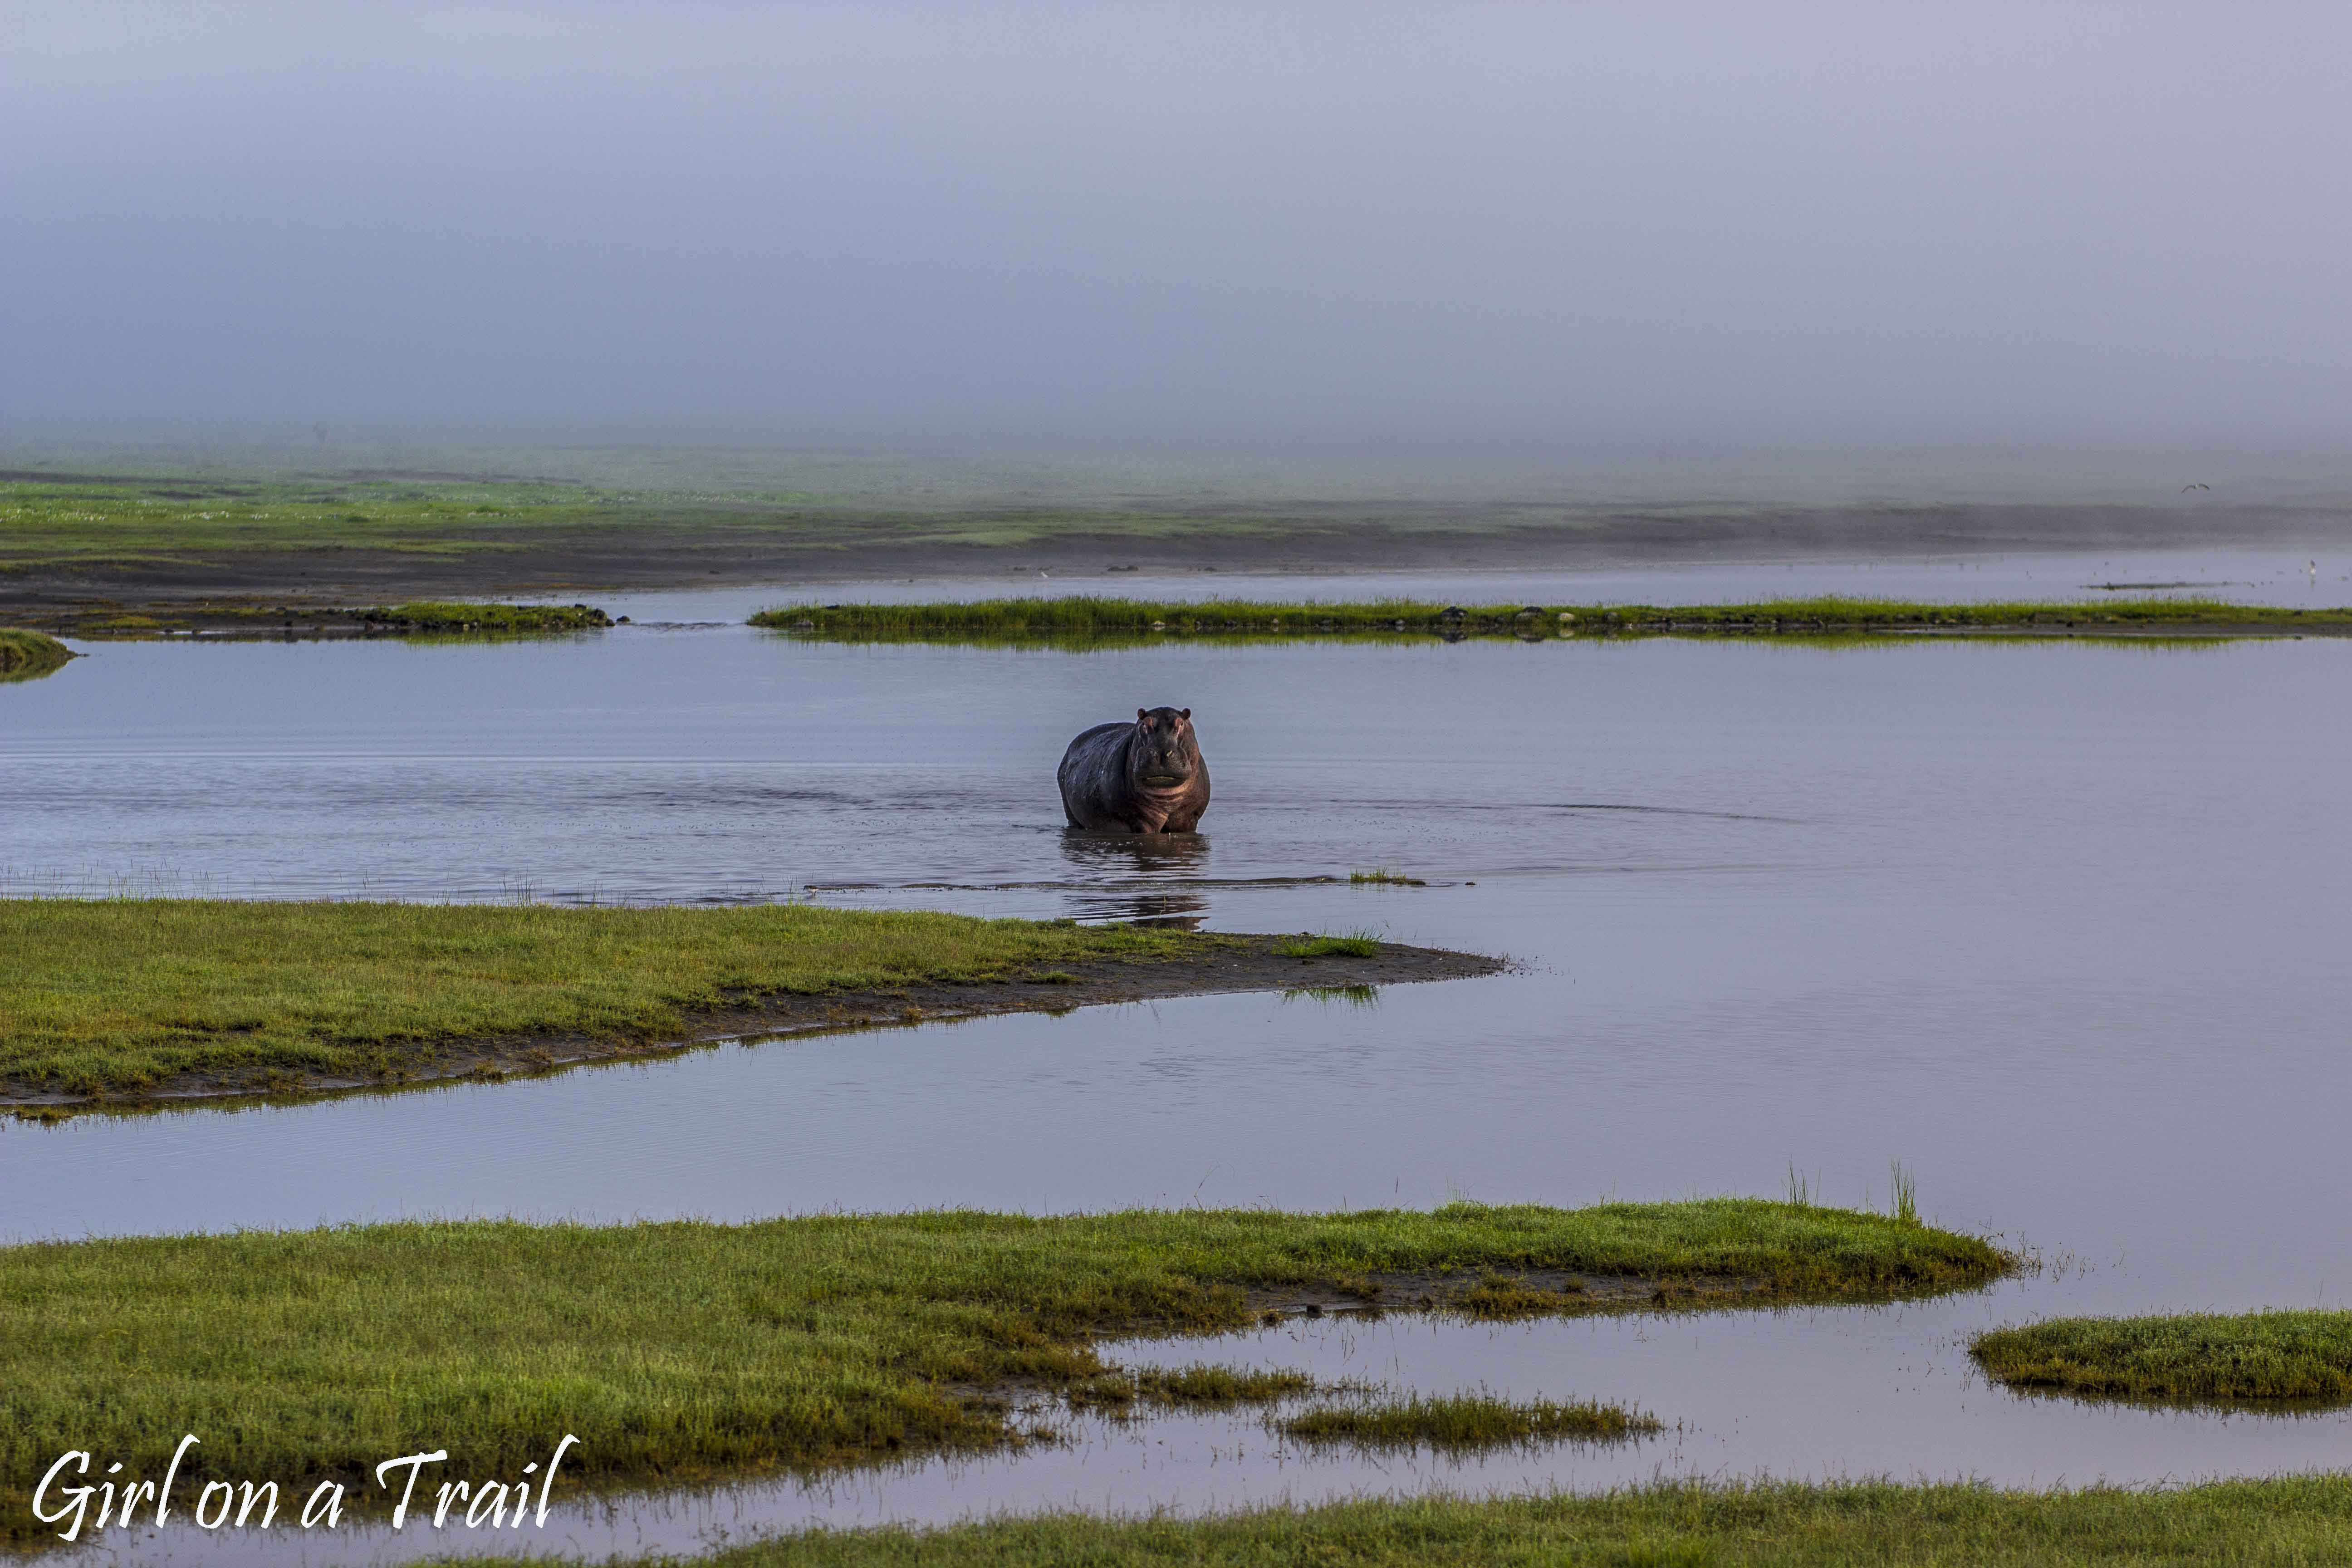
1971 1309 2352 1404
0 898 1222 1099
1276 930 1383 959
0 627 71 681
0 1200 2007 1538
443 1475 2352 1566
1889 1159 1920 1225
1070 1365 1320 1411
750 595 2352 645
370 601 612 634
1349 867 1425 886
15 598 615 641
1275 1391 1657 1451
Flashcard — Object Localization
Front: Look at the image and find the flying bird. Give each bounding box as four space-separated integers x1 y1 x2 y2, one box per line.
2180 483 2209 492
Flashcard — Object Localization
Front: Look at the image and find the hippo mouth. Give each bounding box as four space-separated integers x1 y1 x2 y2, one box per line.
1138 772 1188 786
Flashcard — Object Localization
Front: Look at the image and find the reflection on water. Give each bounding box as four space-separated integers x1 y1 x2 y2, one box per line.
5 554 2352 1540
1081 891 1207 928
1283 985 1381 1010
1058 830 1211 926
1058 828 1212 877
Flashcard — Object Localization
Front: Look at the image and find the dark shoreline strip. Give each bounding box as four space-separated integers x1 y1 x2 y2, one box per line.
751 595 2352 643
11 599 612 640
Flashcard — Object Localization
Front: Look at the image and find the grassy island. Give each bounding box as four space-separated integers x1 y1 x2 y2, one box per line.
1274 1392 1658 1451
0 628 71 681
751 595 2352 645
367 600 611 633
446 1475 2352 1567
0 899 1493 1105
1972 1309 2352 1405
17 598 612 639
0 1200 2008 1538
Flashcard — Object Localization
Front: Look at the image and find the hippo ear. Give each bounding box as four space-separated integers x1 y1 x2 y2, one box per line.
1180 708 1191 720
1137 708 1149 723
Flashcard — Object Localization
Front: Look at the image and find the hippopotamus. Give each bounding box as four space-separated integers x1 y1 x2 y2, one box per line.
1058 707 1211 833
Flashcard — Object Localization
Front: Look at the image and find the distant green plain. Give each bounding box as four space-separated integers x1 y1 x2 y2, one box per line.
0 474 1279 571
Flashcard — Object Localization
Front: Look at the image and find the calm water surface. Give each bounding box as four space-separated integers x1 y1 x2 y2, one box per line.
5 553 2350 1558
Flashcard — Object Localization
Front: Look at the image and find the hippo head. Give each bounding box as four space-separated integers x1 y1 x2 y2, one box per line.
1131 706 1201 789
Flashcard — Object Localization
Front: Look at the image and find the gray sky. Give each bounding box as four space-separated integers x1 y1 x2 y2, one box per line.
7 3 2351 456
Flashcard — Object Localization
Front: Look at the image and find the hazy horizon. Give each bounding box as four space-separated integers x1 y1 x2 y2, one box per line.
9 3 2352 479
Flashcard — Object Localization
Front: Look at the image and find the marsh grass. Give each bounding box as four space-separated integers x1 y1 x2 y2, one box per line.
1889 1161 1919 1225
753 598 1451 644
1275 929 1382 959
1971 1309 2352 1405
0 1200 2007 1538
374 601 612 634
0 628 71 681
475 1475 2352 1566
1348 867 1425 886
749 595 2352 646
0 898 1220 1097
20 599 611 642
1069 1366 1319 1412
1274 1391 1659 1451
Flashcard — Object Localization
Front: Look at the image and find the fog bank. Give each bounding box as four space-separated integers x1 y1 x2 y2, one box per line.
8 3 2352 463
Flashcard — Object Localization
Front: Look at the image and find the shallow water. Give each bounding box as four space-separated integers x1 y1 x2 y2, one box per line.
603 541 2351 626
5 550 2352 1556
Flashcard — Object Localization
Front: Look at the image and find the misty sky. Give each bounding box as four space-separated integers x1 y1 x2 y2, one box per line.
7 3 2351 451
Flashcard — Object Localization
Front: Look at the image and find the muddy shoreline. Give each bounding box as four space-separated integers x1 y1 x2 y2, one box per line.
2 936 1502 1116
